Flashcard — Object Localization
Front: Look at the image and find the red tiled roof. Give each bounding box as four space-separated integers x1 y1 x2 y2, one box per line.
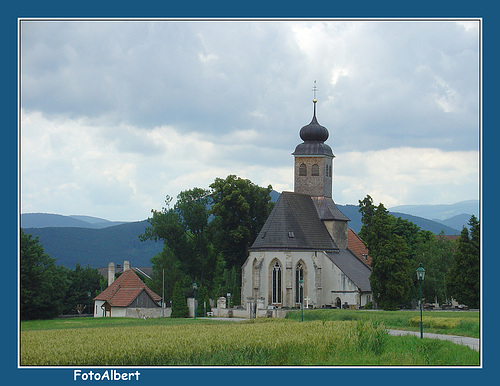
347 228 372 266
93 269 162 307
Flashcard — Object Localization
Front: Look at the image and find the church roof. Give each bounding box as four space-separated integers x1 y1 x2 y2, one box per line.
312 196 350 222
249 191 339 251
326 250 372 292
347 228 372 266
93 269 162 307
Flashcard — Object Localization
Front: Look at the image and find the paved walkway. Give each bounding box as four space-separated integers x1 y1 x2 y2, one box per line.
387 329 480 351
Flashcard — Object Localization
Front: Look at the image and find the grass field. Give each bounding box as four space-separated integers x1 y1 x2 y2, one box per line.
20 311 480 366
285 309 480 338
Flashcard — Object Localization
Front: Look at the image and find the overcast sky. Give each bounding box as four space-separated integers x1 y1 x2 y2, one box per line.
20 19 480 221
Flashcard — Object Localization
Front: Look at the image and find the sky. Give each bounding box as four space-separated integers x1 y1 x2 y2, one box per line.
20 19 480 222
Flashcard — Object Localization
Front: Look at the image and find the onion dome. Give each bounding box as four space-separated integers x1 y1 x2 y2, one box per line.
293 98 334 157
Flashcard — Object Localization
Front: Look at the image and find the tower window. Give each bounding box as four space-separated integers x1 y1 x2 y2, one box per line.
311 164 319 176
299 163 307 176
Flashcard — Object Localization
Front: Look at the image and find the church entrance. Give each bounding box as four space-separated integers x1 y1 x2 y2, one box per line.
335 297 341 309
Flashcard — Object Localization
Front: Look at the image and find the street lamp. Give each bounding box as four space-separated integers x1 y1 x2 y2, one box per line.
299 278 304 322
87 291 91 315
193 282 198 320
227 293 231 309
416 263 426 339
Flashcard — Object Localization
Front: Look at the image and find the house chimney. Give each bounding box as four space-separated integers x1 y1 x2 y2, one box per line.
108 262 115 286
124 260 130 271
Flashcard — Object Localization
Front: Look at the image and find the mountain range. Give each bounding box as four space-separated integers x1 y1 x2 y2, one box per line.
21 199 478 269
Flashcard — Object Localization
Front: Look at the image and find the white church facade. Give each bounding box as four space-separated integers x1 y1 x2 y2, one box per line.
241 97 372 314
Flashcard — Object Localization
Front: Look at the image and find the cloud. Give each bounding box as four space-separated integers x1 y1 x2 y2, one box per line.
20 19 480 220
335 147 479 207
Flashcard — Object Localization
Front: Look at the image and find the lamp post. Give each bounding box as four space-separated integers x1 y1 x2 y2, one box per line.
227 293 231 309
193 282 198 320
299 278 304 322
416 263 426 339
87 291 91 315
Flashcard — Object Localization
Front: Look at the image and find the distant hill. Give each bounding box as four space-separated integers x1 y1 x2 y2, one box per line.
23 221 162 269
389 200 479 221
435 214 474 232
21 213 125 229
334 204 459 235
22 197 466 269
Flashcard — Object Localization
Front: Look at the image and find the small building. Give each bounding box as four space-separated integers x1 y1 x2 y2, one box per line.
93 261 162 318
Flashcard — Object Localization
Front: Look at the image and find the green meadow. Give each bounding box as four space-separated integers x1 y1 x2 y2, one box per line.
20 310 479 366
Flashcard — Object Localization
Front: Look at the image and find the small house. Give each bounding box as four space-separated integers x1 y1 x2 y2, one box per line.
93 261 162 318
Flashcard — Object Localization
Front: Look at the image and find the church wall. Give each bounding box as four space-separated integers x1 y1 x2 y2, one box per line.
323 220 348 249
242 250 370 310
318 252 364 308
241 250 321 309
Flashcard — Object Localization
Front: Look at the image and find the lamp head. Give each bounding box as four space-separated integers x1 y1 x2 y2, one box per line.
416 263 426 281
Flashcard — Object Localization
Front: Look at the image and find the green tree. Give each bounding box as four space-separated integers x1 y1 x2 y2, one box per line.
171 281 189 318
141 189 215 288
209 175 274 269
196 286 210 317
147 245 186 304
20 230 69 320
140 195 188 263
413 231 455 305
64 264 102 315
175 188 213 286
446 215 480 308
358 196 412 310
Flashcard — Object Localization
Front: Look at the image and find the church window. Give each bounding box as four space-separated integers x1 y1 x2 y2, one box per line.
295 262 304 304
299 163 307 176
272 261 282 304
311 164 319 176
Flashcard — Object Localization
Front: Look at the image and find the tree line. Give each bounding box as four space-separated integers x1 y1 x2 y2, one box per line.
359 195 480 310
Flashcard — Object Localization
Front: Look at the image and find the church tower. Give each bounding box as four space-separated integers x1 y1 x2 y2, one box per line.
292 88 349 249
292 95 334 197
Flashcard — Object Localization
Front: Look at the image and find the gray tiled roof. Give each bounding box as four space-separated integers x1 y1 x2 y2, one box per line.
249 192 339 251
311 196 350 222
326 250 372 292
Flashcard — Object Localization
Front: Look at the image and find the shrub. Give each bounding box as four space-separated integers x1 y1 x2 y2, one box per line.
171 281 189 318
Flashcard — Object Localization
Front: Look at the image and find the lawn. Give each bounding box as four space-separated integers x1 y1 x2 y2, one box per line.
20 314 479 366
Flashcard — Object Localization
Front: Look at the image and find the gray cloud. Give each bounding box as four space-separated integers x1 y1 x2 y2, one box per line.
20 19 480 220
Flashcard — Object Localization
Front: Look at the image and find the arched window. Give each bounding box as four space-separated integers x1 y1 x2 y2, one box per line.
311 164 319 176
295 262 304 304
271 260 282 304
252 259 259 289
299 163 307 176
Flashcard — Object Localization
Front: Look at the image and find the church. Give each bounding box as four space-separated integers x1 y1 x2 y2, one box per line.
240 96 372 313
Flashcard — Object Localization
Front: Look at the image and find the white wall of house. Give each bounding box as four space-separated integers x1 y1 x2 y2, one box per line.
94 300 105 317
